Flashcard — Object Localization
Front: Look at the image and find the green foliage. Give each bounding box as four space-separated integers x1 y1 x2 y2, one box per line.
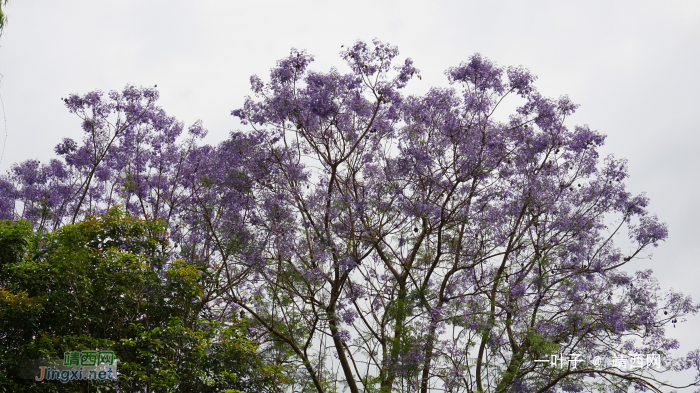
0 219 31 280
0 0 8 37
0 209 275 392
118 317 274 392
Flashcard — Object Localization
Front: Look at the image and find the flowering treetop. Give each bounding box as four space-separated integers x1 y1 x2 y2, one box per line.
1 39 698 393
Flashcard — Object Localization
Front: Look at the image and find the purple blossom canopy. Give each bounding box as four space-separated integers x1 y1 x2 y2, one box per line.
2 40 698 393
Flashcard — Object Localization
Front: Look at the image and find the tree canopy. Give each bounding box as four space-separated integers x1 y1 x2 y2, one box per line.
0 210 277 392
1 39 698 393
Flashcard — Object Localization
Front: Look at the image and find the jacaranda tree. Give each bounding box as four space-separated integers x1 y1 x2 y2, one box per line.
1 39 699 393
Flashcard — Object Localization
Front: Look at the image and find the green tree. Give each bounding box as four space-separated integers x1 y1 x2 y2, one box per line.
0 0 9 37
0 209 276 392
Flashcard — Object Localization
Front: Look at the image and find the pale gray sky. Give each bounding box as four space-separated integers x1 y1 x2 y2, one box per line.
1 0 699 388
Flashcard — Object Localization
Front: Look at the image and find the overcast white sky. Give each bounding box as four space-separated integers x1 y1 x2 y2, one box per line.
1 0 699 388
